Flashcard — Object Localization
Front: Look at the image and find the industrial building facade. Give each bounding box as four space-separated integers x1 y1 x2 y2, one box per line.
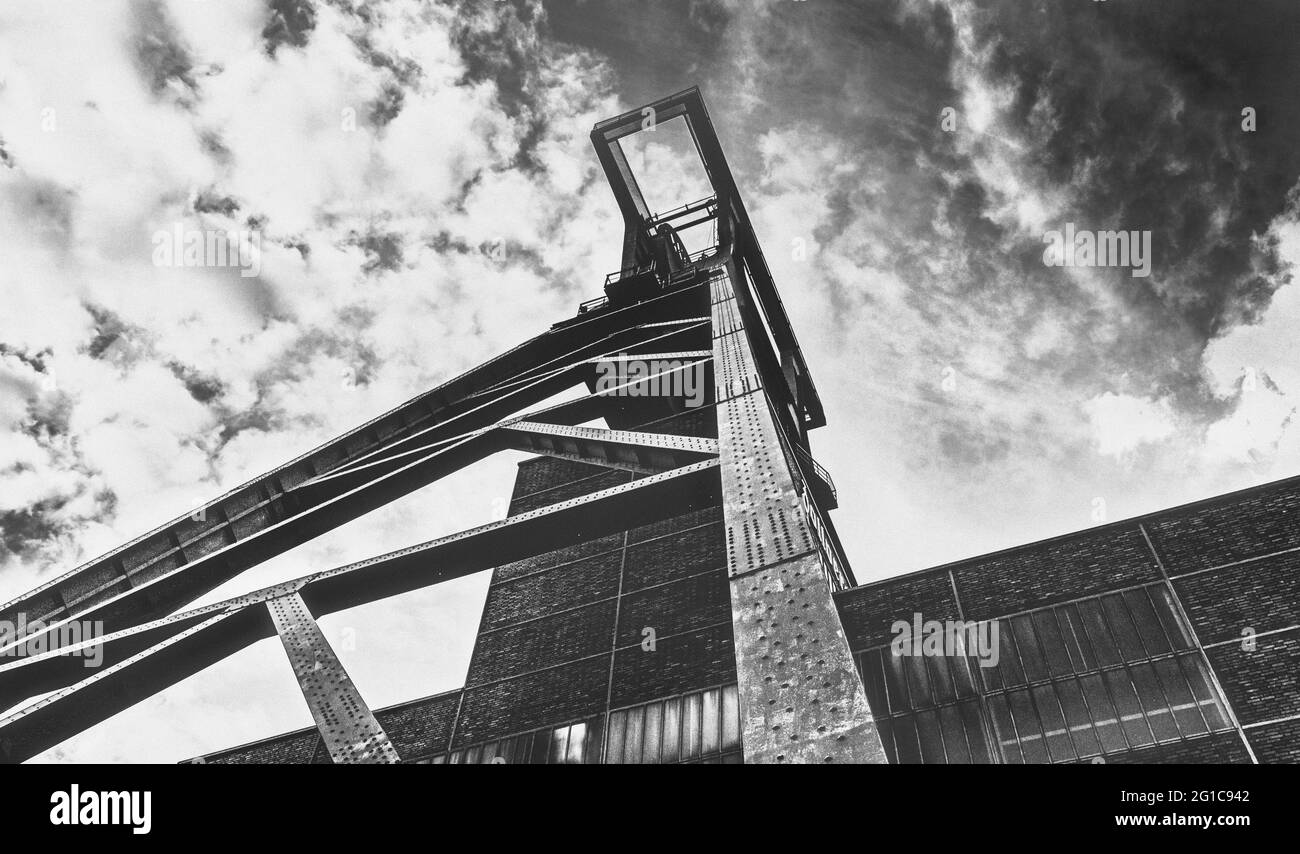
191 460 1300 764
2 88 1295 765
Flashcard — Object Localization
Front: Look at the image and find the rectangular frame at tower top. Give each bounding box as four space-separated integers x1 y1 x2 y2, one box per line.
590 88 828 432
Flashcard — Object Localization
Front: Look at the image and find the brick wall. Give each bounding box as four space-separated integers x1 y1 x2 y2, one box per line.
448 404 730 754
835 474 1300 764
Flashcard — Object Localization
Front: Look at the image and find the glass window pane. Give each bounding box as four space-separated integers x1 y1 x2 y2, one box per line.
1151 586 1194 650
661 697 682 763
1129 662 1180 742
605 710 626 764
1055 678 1102 758
905 652 933 708
1077 600 1120 666
926 655 957 704
1179 654 1229 730
642 704 663 763
566 723 588 764
1012 615 1049 682
1103 669 1154 747
986 694 1023 764
1032 684 1076 762
959 700 991 763
994 620 1026 687
974 645 1002 691
1059 603 1097 671
860 651 889 713
584 717 604 765
950 650 978 698
683 692 702 759
916 710 947 763
721 684 741 751
892 714 923 764
1033 611 1075 677
1008 689 1049 763
624 706 645 764
939 704 971 764
1124 588 1172 655
884 651 912 712
701 688 720 755
529 728 552 764
1102 594 1148 660
549 726 570 764
875 716 900 764
1153 656 1207 737
1079 674 1126 753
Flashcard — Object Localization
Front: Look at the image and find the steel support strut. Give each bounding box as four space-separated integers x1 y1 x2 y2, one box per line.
266 592 399 764
710 272 887 764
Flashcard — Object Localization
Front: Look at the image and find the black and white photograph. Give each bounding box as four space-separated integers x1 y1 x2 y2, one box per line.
0 0 1294 831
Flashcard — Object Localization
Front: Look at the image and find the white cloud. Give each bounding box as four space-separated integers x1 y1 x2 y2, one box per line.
0 0 628 761
1084 392 1176 459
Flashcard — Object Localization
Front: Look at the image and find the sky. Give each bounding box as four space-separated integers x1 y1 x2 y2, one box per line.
0 0 1297 761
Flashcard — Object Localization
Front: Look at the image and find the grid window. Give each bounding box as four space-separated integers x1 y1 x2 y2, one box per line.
414 683 744 764
606 684 741 764
415 716 604 765
857 583 1236 764
860 645 993 764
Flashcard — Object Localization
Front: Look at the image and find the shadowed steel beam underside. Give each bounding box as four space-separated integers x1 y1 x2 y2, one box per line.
0 460 720 763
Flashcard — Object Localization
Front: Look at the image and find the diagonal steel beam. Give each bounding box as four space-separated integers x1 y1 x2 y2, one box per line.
0 459 722 708
267 592 399 764
501 422 717 474
0 283 711 648
0 608 262 764
0 460 721 758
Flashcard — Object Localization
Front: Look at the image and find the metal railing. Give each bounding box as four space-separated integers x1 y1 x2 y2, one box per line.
577 295 608 314
794 445 837 506
603 259 657 289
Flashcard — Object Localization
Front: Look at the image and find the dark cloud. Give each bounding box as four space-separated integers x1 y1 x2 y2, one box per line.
970 0 1299 339
263 0 318 57
130 0 198 103
194 191 240 216
168 362 225 404
349 228 405 274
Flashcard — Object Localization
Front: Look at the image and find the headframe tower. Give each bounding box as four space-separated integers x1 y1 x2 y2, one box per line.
0 89 886 764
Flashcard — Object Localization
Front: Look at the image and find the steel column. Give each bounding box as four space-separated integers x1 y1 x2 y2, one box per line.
710 272 887 764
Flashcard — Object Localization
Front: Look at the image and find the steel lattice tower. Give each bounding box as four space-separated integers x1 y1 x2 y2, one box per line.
0 89 887 764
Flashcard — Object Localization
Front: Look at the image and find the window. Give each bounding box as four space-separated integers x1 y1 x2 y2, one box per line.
418 717 603 765
414 684 743 764
605 684 742 764
858 584 1235 764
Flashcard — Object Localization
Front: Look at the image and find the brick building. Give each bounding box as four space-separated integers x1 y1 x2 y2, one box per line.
190 453 1299 765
